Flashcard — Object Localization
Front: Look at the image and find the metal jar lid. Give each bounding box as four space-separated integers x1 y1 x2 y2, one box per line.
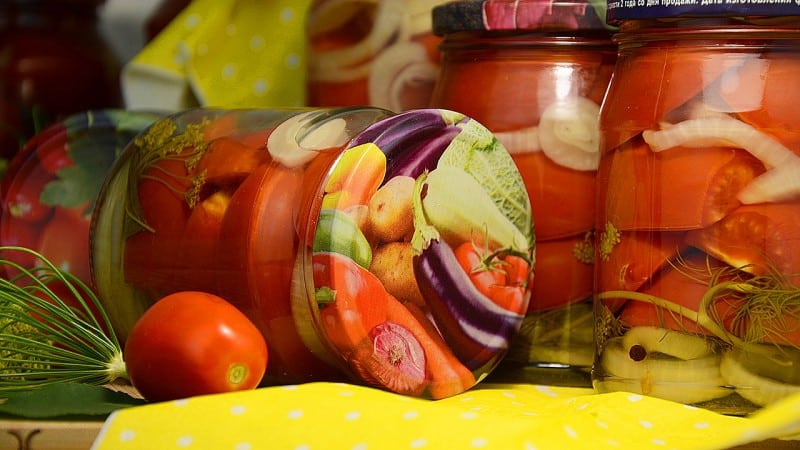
432 0 612 35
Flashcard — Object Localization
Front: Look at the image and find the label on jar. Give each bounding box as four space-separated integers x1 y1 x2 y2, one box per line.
607 0 800 24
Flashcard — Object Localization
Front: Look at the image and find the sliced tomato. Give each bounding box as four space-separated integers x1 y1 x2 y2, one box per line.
136 157 192 237
512 150 596 239
528 235 594 312
600 45 751 151
602 140 765 231
195 137 270 187
36 206 92 284
685 201 800 280
597 230 687 312
219 163 337 380
123 230 185 298
432 52 612 132
619 251 742 337
723 56 800 150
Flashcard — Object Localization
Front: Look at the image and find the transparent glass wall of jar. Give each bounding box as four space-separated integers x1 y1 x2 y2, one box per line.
90 107 535 399
594 16 800 415
430 0 616 386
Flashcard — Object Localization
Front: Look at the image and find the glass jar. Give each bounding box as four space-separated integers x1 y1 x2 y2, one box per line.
0 0 122 161
429 0 615 386
594 4 800 414
306 0 450 111
0 110 160 288
90 107 535 398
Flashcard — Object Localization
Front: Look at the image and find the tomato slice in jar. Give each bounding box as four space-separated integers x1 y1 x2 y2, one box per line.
685 201 800 280
602 141 765 231
528 235 594 312
597 229 687 312
618 251 742 337
600 46 752 151
433 55 610 132
136 157 193 236
717 56 800 149
195 137 270 187
218 162 342 380
512 150 595 239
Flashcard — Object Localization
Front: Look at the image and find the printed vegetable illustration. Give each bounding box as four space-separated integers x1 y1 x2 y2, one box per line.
0 110 159 284
595 44 800 411
0 247 266 403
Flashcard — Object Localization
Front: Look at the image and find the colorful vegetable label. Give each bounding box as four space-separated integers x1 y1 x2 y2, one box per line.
606 0 800 24
310 109 535 398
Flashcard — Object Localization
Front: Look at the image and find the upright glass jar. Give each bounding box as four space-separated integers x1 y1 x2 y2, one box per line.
594 5 800 414
0 0 122 161
90 107 535 398
306 0 450 110
429 0 615 386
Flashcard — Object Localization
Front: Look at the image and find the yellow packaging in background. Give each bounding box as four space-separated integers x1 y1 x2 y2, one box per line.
121 0 311 110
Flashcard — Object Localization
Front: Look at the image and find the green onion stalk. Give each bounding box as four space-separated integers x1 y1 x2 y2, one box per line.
0 246 126 390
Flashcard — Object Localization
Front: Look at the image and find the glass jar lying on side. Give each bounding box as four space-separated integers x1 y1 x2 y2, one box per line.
90 107 535 399
0 110 160 287
430 0 615 386
594 5 800 415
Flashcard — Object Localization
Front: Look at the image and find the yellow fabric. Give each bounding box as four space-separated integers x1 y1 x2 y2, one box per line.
121 0 311 111
92 382 800 449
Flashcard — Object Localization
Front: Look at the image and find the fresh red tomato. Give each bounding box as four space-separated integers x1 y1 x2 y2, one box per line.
528 235 594 312
513 151 596 239
685 201 800 280
123 291 268 402
36 206 92 284
601 141 764 231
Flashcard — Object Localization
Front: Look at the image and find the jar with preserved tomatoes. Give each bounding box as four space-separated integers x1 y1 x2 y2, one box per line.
90 107 535 398
594 4 800 414
0 0 122 162
0 109 160 288
306 0 450 111
429 0 615 386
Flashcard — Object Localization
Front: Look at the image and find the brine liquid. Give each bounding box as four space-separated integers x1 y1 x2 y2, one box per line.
594 40 800 415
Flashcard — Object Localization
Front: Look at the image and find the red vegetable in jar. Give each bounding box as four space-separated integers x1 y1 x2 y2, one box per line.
90 107 535 399
0 110 160 285
594 4 800 414
429 0 615 385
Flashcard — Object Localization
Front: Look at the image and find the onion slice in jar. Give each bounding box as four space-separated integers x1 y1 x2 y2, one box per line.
538 96 601 171
621 326 718 361
720 347 800 407
308 0 403 76
599 336 731 404
368 41 439 111
643 116 800 204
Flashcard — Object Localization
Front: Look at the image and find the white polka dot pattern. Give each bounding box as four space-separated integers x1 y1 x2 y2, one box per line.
91 383 800 449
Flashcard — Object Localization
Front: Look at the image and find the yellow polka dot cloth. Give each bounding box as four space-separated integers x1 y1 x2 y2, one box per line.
121 0 311 111
92 382 800 449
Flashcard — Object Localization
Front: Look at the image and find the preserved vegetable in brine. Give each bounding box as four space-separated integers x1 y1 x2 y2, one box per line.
595 16 800 414
430 0 615 386
90 107 535 399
